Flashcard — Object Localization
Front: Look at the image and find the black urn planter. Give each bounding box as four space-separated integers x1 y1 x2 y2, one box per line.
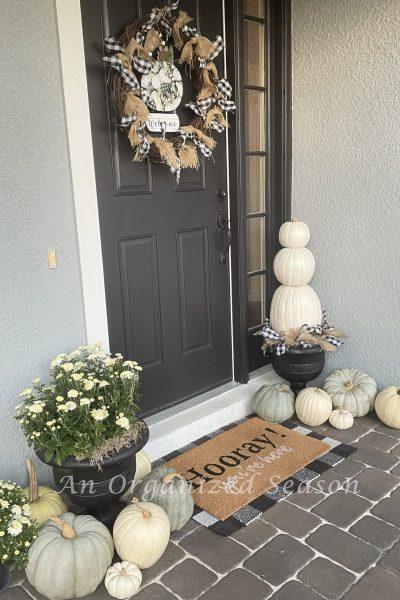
0 564 11 596
271 347 325 395
37 420 149 528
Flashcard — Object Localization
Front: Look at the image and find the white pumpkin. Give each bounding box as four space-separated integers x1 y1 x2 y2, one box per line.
26 513 113 600
120 450 152 503
375 387 400 429
279 220 310 248
324 369 377 417
295 387 332 426
329 408 354 430
113 499 170 569
105 562 142 599
270 285 322 332
273 248 315 286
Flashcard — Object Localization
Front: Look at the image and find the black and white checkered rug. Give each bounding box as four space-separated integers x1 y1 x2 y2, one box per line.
155 416 356 536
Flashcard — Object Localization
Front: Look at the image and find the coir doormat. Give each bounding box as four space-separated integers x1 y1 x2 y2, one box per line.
155 416 356 536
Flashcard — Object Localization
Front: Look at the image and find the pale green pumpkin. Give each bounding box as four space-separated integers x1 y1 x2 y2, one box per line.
135 466 194 531
251 383 295 422
324 368 377 417
26 513 113 600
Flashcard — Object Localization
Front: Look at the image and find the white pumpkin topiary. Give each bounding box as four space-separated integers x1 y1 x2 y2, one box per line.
23 459 67 527
279 220 310 249
324 368 377 417
375 387 400 429
270 219 322 332
26 513 113 600
120 449 152 503
251 383 295 423
295 387 332 426
135 467 194 531
113 499 170 569
105 562 142 599
329 408 354 430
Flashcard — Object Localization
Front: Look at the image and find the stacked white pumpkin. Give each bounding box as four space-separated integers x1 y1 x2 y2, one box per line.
270 219 322 332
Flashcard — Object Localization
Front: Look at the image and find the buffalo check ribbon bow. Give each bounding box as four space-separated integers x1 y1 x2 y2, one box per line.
135 0 179 45
104 36 153 76
102 54 140 92
120 116 150 159
185 93 236 122
179 131 213 159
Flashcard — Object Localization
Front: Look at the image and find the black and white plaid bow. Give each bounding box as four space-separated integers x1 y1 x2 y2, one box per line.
197 35 224 68
135 126 151 159
120 114 137 127
181 24 198 39
133 54 153 75
141 89 157 111
215 78 233 98
186 94 236 120
180 132 213 159
102 55 140 91
104 36 124 53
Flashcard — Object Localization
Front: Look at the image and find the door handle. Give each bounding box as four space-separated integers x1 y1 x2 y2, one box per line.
217 208 232 265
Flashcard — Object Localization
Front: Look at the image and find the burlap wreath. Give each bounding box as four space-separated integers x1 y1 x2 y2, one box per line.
102 0 236 179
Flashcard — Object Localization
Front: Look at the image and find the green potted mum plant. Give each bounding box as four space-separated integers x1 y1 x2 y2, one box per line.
15 344 149 527
0 481 38 593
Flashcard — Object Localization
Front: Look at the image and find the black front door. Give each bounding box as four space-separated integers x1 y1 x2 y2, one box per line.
81 0 232 415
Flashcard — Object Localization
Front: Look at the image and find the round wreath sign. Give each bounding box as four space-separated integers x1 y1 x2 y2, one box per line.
103 0 236 179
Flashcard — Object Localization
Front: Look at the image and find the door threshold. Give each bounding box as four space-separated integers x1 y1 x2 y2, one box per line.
144 365 284 460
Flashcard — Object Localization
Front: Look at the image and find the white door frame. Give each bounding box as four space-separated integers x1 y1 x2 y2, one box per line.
56 0 109 350
55 0 234 368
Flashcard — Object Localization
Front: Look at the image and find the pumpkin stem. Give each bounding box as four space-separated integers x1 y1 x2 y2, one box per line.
131 498 151 519
26 458 40 503
162 472 185 485
290 218 299 222
278 385 291 393
345 381 354 390
49 516 77 539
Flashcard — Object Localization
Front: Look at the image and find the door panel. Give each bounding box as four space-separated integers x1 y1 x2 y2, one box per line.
81 0 232 415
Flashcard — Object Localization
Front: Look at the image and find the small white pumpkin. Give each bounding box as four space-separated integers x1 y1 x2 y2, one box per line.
120 450 152 503
113 499 170 569
270 285 322 332
324 368 377 417
105 562 142 599
329 408 354 430
251 383 295 422
26 513 113 600
295 387 332 426
273 248 315 286
279 219 310 248
375 387 400 429
23 459 67 527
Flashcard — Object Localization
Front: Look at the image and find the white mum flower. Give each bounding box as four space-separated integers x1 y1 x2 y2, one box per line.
57 405 68 412
0 500 9 508
84 380 95 391
56 396 64 402
80 398 91 406
123 361 135 368
134 365 143 371
104 358 116 367
20 389 32 397
71 373 84 382
116 416 130 430
8 520 23 537
67 389 79 398
62 363 74 372
99 381 109 388
91 408 109 422
120 371 134 380
65 401 77 411
28 404 43 414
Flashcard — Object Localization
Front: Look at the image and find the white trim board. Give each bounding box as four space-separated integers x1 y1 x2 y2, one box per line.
56 0 109 349
144 365 284 460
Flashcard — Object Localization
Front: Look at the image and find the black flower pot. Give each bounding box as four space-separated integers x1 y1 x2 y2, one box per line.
37 420 149 528
271 347 325 396
0 564 11 595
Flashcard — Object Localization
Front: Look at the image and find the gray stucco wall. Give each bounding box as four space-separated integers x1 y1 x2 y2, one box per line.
292 0 400 387
0 0 86 483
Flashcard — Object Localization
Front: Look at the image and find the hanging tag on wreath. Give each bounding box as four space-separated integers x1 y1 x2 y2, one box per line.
147 113 180 133
141 61 183 112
